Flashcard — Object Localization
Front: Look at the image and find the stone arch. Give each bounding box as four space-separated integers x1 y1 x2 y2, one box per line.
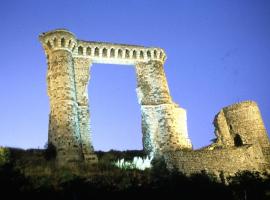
147 50 151 59
61 38 66 47
154 50 157 58
132 50 137 59
68 40 72 48
86 47 91 56
118 49 123 58
53 38 57 47
140 50 144 59
110 48 115 58
125 49 130 58
94 47 99 56
39 29 193 166
102 48 107 57
78 46 83 55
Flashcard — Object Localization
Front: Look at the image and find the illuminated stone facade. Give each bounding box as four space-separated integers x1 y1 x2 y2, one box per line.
164 101 270 175
39 29 191 165
39 29 269 175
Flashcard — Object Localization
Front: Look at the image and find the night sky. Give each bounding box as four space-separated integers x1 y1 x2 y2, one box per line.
0 0 269 151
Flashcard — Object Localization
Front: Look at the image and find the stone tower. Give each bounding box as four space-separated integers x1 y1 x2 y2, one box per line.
39 29 192 165
213 101 270 148
39 30 97 165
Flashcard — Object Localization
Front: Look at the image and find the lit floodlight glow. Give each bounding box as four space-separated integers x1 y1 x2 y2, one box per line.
114 154 153 170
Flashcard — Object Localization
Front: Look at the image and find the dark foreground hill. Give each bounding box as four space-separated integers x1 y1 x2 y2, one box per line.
0 147 270 199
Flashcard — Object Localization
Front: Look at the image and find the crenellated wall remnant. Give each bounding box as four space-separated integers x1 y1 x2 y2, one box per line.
39 29 191 166
39 29 269 175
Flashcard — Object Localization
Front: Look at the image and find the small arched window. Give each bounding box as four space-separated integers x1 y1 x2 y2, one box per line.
140 51 144 59
53 38 57 47
61 38 66 47
86 47 91 55
132 50 137 59
68 40 72 48
147 50 151 58
125 49 130 58
110 48 115 57
154 50 157 58
78 46 83 55
118 49 123 58
102 48 107 57
94 47 99 56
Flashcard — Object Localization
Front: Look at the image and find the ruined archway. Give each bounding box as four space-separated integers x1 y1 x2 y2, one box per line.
89 64 142 151
39 29 192 165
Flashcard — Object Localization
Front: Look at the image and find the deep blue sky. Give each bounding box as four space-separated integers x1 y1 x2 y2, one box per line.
0 0 269 150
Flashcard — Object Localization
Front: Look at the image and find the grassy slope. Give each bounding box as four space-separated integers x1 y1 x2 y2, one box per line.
0 147 269 199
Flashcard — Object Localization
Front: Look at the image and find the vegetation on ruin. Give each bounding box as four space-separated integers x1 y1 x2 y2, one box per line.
0 147 269 199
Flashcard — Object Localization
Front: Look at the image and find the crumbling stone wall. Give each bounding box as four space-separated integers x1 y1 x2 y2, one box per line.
164 101 270 175
214 101 270 148
73 57 96 162
164 144 269 176
39 29 269 174
39 29 191 165
135 61 192 155
140 104 192 155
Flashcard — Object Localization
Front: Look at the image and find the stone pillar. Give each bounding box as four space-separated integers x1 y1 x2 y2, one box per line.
73 57 98 163
135 60 192 155
39 30 83 165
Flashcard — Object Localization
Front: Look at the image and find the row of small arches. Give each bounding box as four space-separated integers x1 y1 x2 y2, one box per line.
46 37 76 51
45 37 165 61
77 46 165 60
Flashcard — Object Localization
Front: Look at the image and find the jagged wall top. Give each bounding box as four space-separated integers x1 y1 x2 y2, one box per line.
39 29 167 65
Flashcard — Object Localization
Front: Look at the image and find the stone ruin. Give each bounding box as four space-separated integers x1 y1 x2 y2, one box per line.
39 29 270 175
164 101 270 175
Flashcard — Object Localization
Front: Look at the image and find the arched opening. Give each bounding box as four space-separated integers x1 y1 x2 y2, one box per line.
147 50 151 59
110 48 115 57
118 49 123 58
140 51 144 59
234 134 243 147
89 64 142 151
53 38 57 47
86 47 91 55
154 50 157 58
94 47 99 56
68 40 72 48
78 46 83 55
132 50 137 59
125 49 130 58
102 48 107 57
61 38 66 47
